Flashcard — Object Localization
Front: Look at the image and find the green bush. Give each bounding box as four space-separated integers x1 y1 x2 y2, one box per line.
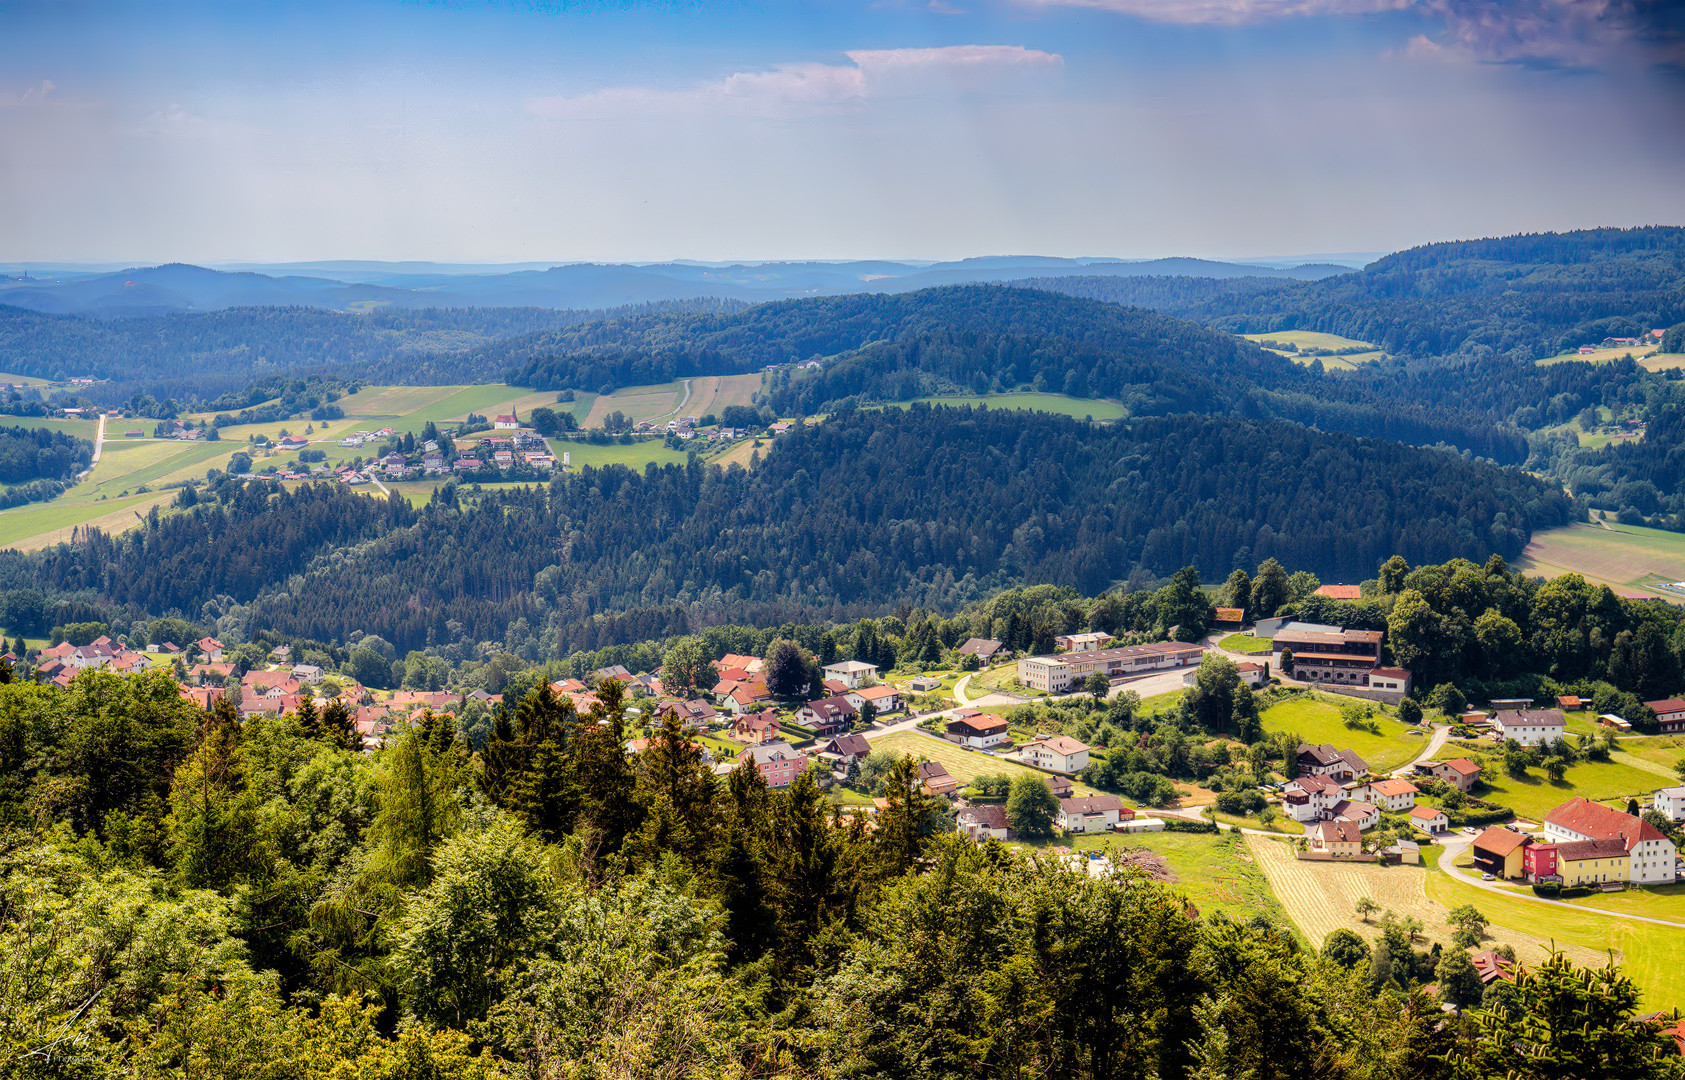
1162 819 1219 834
1532 881 1561 898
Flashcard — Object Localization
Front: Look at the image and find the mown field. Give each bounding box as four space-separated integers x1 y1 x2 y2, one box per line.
1240 330 1385 370
1068 829 1297 927
1258 692 1425 773
1537 344 1664 367
1252 836 1618 976
885 392 1127 420
1512 520 1685 598
1218 632 1272 654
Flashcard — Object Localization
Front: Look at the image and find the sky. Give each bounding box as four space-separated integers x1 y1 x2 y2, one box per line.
1 0 1682 264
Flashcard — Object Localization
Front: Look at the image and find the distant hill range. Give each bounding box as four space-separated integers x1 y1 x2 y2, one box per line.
0 256 1349 317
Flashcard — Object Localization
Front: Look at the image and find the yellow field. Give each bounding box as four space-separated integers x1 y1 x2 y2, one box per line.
1513 521 1685 598
1538 344 1666 367
1248 835 1611 971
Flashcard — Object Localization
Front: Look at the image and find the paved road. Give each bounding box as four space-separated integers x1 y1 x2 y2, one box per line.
1393 723 1452 776
75 413 107 481
1430 834 1685 929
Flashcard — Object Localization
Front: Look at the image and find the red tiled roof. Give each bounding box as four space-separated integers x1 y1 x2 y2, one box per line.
1314 584 1363 599
1545 796 1667 849
1473 825 1528 857
1646 698 1685 714
1442 758 1481 776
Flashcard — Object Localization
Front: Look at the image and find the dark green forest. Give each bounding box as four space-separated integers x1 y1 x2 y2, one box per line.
32 405 1568 655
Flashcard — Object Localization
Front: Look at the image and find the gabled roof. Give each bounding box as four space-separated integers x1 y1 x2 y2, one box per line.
958 637 1003 657
947 712 1007 734
1289 774 1344 794
1312 818 1361 845
1314 584 1363 599
959 804 1009 829
856 684 900 701
825 733 871 758
1555 837 1629 862
1034 735 1089 756
1369 778 1418 797
1059 794 1123 815
1473 825 1528 857
1545 796 1667 849
1409 804 1446 820
1647 698 1685 714
1494 708 1566 728
1441 757 1481 776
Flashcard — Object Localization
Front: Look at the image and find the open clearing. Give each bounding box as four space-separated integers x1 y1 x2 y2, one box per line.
1240 330 1385 370
1068 829 1297 926
1537 344 1673 368
885 392 1127 420
1218 632 1272 654
867 730 1096 796
1420 859 1685 1009
1250 835 1614 973
0 490 177 549
1258 692 1423 773
580 381 687 428
683 374 762 418
1513 521 1685 598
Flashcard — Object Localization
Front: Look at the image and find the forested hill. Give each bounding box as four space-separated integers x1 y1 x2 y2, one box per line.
1022 226 1685 361
37 405 1570 654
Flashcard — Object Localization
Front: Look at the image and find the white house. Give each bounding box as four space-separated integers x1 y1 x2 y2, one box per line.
1020 735 1091 774
290 664 325 685
1653 787 1685 822
946 710 1010 749
1055 632 1112 653
957 804 1011 841
1408 805 1449 834
1282 774 1345 823
821 659 878 689
1542 796 1677 884
1354 777 1419 813
1330 799 1380 831
494 414 519 430
1056 794 1122 833
1492 709 1567 747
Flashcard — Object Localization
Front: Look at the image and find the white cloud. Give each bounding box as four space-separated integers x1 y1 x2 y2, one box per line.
1018 0 1414 26
0 80 61 108
526 44 1063 119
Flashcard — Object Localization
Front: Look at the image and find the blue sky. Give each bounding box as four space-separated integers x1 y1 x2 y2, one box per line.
1 0 1681 263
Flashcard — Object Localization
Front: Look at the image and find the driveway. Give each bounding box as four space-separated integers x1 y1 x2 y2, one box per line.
1393 723 1452 776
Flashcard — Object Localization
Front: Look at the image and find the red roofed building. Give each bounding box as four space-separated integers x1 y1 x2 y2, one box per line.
1646 698 1685 734
1542 796 1676 884
1314 584 1363 600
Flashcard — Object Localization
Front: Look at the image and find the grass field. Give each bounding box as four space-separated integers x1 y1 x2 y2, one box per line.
1421 861 1685 1009
1259 692 1424 772
1513 521 1685 598
1537 344 1666 367
580 381 686 428
1068 829 1297 926
1240 330 1385 370
866 730 1095 796
683 374 762 419
0 490 177 549
885 392 1127 420
1218 632 1272 655
1614 734 1685 773
1251 835 1616 975
2 416 100 439
1470 756 1668 822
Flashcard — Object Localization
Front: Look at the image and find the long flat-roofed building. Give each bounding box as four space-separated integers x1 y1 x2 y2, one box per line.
1016 641 1204 693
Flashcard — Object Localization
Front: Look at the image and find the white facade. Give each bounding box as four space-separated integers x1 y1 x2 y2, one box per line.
1654 787 1685 823
1057 795 1122 833
1493 709 1567 747
1021 737 1090 774
1543 813 1677 884
1282 775 1344 823
822 660 878 689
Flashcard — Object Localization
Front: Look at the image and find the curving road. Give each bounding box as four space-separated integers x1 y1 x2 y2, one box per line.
1429 834 1685 929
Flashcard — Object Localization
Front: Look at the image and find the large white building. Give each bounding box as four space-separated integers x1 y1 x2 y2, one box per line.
1020 735 1091 774
821 659 878 689
1654 787 1685 822
1016 641 1204 693
1492 709 1568 748
1542 796 1676 885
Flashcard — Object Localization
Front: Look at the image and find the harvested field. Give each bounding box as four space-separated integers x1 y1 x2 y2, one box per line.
1513 521 1685 597
684 374 762 418
1247 834 1612 970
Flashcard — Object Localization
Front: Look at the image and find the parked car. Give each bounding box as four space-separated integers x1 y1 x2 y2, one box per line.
1481 873 1495 881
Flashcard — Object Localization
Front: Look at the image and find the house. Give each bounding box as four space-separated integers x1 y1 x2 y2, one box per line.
819 733 872 764
821 659 878 689
1369 667 1413 696
1057 794 1123 834
1308 818 1362 856
1045 774 1075 799
731 710 782 745
852 683 902 714
1553 838 1631 887
1329 800 1380 831
1653 787 1685 822
657 699 718 729
793 695 857 736
195 637 225 662
1020 735 1091 774
1557 695 1583 712
718 653 764 675
1360 777 1419 813
1296 743 1368 781
592 664 633 682
1471 950 1517 985
1420 757 1482 793
1282 775 1346 822
1646 698 1685 734
1521 841 1558 883
909 676 941 693
494 414 520 430
493 451 514 467
291 663 324 685
1409 805 1449 834
268 644 292 662
739 741 805 789
721 681 774 715
1212 607 1245 626
1016 641 1204 693
453 458 483 472
917 761 961 798
1492 709 1568 747
1542 796 1676 884
1055 632 1112 653
1599 713 1634 731
179 685 226 711
1314 584 1363 600
957 804 1011 842
1471 825 1529 880
957 638 1004 663
946 709 1010 749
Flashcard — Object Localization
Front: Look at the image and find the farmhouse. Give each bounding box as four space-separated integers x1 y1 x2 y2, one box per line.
1282 774 1345 823
1016 641 1204 693
1653 787 1685 822
1418 757 1482 793
1054 632 1112 653
1019 735 1090 774
1356 777 1419 812
1491 709 1568 747
1308 818 1362 856
946 709 1010 749
1646 698 1685 734
1542 796 1676 884
1056 794 1123 834
1329 800 1380 831
1552 838 1631 887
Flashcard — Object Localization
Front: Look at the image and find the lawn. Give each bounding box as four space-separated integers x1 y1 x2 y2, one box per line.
1218 632 1272 655
80 440 233 499
866 730 1095 796
1615 734 1685 772
2 416 100 439
1067 829 1298 928
0 490 176 550
548 438 692 470
1422 864 1685 1010
1471 755 1667 822
883 392 1127 420
1259 692 1424 772
1512 520 1685 597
